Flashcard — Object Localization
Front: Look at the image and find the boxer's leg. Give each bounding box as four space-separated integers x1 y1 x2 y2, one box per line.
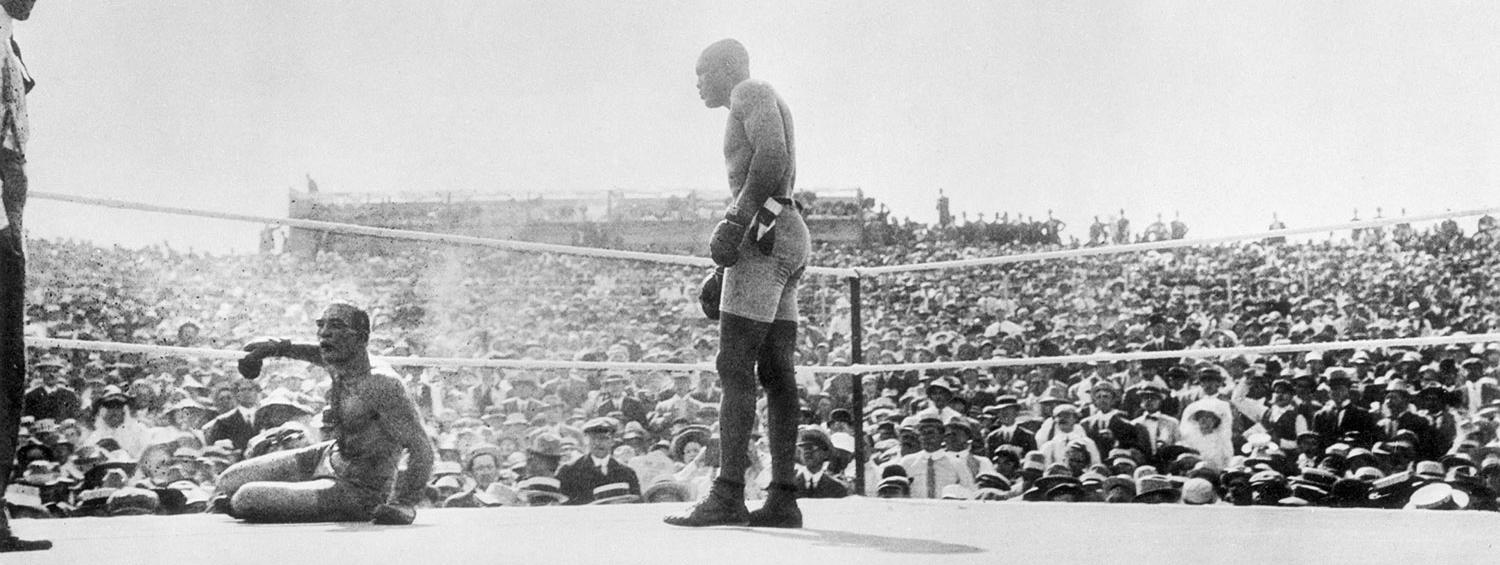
665 237 779 527
212 442 326 515
232 479 382 523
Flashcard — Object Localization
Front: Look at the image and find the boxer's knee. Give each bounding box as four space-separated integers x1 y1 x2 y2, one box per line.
756 320 798 394
717 313 771 392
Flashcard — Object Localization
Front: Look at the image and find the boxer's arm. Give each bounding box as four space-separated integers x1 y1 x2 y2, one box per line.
238 339 325 378
370 377 435 507
726 82 791 223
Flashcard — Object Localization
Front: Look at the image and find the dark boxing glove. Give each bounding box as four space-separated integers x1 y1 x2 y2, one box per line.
371 502 416 525
699 268 724 320
709 218 747 267
238 337 291 379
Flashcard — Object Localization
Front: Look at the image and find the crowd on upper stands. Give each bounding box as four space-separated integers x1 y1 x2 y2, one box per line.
7 207 1500 518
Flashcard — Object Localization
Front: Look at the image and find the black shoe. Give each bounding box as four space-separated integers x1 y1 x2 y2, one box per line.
663 481 749 527
0 535 52 553
747 484 802 528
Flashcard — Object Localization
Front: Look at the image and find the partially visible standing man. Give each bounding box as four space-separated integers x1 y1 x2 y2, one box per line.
667 38 810 528
0 0 47 553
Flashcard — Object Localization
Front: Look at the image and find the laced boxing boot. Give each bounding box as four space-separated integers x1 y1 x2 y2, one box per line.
747 482 802 528
662 478 749 527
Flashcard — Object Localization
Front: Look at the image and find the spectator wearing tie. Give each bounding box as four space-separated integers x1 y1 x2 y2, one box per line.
592 372 648 427
556 417 641 505
898 415 975 499
982 395 1037 456
1081 381 1147 456
944 420 995 480
1131 383 1180 468
793 427 848 498
1312 371 1379 448
1259 379 1311 452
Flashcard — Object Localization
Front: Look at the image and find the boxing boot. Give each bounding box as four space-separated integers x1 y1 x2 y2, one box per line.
747 482 802 528
663 478 749 527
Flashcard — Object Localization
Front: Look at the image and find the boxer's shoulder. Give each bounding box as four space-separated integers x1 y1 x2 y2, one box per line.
360 367 408 398
729 79 781 110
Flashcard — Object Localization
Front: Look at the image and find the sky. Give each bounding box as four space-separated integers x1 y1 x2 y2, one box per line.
12 1 1500 253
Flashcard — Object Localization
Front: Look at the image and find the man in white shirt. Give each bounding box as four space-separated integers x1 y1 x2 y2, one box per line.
898 416 976 499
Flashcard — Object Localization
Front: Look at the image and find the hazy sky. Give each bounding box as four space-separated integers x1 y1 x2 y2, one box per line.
14 2 1500 253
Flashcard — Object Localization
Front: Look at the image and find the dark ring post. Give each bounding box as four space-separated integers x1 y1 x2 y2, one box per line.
848 276 865 495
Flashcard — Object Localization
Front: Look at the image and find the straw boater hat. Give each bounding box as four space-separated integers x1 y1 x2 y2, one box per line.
643 478 692 503
516 477 568 505
590 482 640 505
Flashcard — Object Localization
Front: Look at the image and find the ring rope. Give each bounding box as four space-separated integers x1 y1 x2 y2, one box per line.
33 191 1493 278
854 205 1500 276
32 333 1499 376
29 190 858 278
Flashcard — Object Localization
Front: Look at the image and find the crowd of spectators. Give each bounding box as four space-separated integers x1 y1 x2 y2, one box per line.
7 210 1500 518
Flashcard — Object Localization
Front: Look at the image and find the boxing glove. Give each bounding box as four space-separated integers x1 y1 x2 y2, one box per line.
371 502 416 525
699 268 724 320
238 337 291 379
709 218 747 267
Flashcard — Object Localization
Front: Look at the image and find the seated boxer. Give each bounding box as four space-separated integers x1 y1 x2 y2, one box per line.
210 303 433 524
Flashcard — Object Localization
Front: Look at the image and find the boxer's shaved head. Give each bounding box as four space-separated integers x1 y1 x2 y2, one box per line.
696 39 750 109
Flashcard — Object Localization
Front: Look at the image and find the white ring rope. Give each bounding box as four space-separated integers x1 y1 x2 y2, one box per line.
32 191 1493 278
30 191 858 278
32 333 1500 377
855 205 1500 276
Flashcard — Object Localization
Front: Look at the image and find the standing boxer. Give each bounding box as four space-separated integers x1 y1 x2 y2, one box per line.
667 38 809 528
0 0 46 552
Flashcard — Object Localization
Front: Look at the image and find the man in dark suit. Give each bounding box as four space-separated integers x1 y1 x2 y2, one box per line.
1080 381 1148 456
1311 372 1379 448
593 373 648 427
556 417 640 505
22 357 80 422
793 428 848 498
1377 383 1439 459
203 380 261 451
1139 314 1184 379
982 395 1037 456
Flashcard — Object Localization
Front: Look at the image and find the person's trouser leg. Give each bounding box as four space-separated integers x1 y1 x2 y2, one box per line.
0 148 45 552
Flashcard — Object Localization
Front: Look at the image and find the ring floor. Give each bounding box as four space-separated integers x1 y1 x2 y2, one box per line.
7 498 1496 565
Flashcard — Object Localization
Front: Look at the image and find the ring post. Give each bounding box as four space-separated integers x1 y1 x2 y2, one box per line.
848 275 865 495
